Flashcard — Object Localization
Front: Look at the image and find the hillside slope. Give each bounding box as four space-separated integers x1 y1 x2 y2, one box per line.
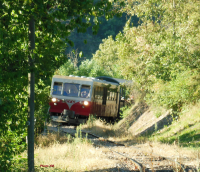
116 101 200 148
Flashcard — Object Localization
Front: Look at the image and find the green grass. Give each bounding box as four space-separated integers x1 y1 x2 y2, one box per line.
149 102 200 149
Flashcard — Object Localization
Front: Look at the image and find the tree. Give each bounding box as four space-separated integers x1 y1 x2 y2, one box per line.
93 0 200 111
0 0 122 170
93 35 123 78
56 58 110 77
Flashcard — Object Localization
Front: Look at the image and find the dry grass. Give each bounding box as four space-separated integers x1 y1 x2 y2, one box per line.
35 132 71 148
33 120 130 171
116 101 149 135
18 102 200 171
81 117 146 146
108 141 200 171
29 118 144 171
79 109 200 170
34 139 118 171
137 142 198 159
81 118 117 137
18 119 199 172
20 130 119 172
138 142 200 170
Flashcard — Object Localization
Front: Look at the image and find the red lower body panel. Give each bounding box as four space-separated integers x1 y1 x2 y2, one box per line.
49 101 91 117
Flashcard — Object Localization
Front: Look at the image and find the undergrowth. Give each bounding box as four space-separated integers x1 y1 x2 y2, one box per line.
120 105 132 118
12 100 200 171
149 102 200 149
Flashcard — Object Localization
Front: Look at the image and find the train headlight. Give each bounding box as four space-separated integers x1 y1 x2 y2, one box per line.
52 98 57 102
83 101 89 106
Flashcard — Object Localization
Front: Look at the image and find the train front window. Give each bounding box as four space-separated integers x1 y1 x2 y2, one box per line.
52 82 62 95
63 83 80 97
81 85 90 98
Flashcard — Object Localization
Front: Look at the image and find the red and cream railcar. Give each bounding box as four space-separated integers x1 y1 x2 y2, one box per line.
49 75 120 124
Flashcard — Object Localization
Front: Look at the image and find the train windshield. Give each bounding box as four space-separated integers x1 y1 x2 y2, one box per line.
52 82 90 98
63 83 80 97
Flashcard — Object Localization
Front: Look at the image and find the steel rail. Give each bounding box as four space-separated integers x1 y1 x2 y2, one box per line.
128 145 187 172
108 148 143 172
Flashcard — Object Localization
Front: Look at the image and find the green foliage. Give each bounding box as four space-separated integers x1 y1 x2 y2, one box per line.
10 155 28 172
155 111 162 118
120 105 131 118
56 58 113 77
74 124 90 145
146 70 200 113
149 102 200 148
77 59 110 77
0 82 27 170
92 36 125 78
34 79 51 136
1 0 122 170
92 0 200 115
64 7 130 61
87 114 96 128
77 59 97 76
55 59 77 76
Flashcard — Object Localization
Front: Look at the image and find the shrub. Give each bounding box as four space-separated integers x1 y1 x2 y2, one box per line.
147 69 200 115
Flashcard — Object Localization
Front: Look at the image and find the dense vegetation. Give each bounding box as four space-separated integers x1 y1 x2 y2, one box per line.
1 0 200 170
59 0 200 114
57 0 200 148
0 0 123 170
66 13 139 62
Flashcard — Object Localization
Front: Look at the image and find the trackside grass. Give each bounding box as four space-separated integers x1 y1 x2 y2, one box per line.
13 102 200 171
149 102 200 149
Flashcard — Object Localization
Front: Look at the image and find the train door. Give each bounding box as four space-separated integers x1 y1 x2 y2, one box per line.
92 86 103 116
102 87 107 105
101 87 107 116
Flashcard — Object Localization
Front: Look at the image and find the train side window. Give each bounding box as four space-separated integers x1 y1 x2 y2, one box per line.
81 85 90 98
94 86 103 100
95 86 100 99
107 89 117 101
107 91 110 100
110 92 113 100
52 82 62 95
113 92 117 101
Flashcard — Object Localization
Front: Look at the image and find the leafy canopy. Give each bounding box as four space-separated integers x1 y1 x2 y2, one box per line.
92 0 200 111
0 0 122 170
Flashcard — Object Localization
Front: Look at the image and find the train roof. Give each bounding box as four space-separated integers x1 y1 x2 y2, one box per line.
95 76 120 84
96 76 133 85
52 75 120 86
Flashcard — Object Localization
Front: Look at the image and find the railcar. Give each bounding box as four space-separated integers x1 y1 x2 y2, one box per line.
49 75 123 125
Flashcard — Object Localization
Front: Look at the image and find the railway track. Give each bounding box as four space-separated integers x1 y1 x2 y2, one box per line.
46 124 198 172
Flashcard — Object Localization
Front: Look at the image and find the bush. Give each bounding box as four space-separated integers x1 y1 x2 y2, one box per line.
120 105 132 118
147 69 200 114
34 80 51 137
0 92 27 171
